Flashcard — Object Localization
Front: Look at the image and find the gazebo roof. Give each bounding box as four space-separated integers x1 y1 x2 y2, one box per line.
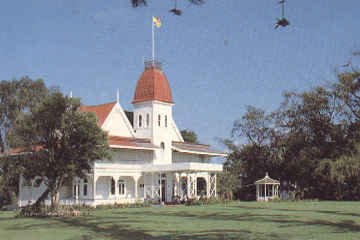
255 173 280 185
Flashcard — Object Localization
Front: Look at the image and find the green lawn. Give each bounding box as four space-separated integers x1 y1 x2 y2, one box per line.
0 201 359 240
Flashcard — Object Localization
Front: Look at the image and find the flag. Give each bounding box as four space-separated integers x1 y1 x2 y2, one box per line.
152 16 161 28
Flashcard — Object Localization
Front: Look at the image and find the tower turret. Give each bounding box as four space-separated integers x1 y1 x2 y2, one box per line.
132 61 182 164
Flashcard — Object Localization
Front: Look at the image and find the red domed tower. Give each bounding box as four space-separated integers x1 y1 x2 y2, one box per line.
132 61 183 164
133 61 173 104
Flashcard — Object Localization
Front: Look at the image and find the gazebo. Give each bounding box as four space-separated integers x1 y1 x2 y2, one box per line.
254 173 280 202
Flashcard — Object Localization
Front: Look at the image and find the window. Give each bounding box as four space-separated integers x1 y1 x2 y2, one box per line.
146 114 150 127
139 114 142 128
118 179 125 195
165 115 168 128
139 183 144 188
111 178 116 195
161 142 165 150
83 178 88 196
158 114 161 126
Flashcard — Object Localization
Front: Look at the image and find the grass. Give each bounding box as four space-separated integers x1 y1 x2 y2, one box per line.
0 201 359 240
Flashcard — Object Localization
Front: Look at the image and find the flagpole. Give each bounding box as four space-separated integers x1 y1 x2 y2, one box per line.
152 17 155 62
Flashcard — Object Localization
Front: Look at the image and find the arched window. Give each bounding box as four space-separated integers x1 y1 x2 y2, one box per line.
160 142 165 150
139 114 142 128
83 178 88 196
110 178 116 195
146 114 150 127
165 115 168 128
158 114 161 126
118 179 126 195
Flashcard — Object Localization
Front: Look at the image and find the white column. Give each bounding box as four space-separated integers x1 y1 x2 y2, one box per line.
75 178 79 204
206 173 211 198
159 172 162 203
134 175 140 199
214 173 217 198
186 173 190 198
115 176 119 202
93 175 97 201
256 184 259 201
178 173 181 197
194 173 197 197
264 184 267 201
143 174 146 199
151 173 154 199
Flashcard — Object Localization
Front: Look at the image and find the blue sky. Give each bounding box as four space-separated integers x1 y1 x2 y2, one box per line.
0 0 359 150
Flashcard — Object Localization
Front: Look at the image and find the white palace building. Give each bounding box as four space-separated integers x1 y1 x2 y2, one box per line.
18 61 226 207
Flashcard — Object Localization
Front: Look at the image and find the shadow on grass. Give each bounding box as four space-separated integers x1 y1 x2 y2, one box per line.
6 206 359 239
137 209 360 233
58 215 283 240
235 204 360 218
7 213 284 240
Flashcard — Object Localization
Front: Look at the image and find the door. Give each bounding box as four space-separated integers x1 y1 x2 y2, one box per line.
161 179 166 202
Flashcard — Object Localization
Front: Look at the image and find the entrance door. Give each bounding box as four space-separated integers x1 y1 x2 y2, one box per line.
161 179 166 202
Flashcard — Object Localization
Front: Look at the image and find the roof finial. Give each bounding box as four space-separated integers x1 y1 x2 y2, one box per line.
266 172 269 177
69 91 73 98
116 89 120 103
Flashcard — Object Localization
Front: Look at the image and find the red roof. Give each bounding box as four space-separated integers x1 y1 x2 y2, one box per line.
133 67 173 104
108 136 158 149
1 145 44 156
79 102 116 126
172 141 226 156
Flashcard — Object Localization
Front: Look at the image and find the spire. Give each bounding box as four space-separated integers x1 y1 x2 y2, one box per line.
69 91 73 98
116 89 120 103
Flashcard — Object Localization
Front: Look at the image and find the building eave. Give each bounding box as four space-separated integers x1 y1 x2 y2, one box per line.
172 147 227 157
109 144 158 151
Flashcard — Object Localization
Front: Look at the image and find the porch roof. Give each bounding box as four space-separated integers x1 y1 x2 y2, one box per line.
93 162 223 173
144 162 223 172
255 173 280 185
172 141 227 157
108 136 159 151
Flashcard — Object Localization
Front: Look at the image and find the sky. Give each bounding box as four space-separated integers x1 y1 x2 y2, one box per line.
0 0 359 150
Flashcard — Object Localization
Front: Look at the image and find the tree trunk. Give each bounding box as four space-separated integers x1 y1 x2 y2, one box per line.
50 191 58 210
50 176 64 210
0 134 4 153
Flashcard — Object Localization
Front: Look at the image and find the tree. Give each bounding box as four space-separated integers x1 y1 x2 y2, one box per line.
180 129 198 143
0 77 48 206
0 77 48 153
335 70 360 122
223 62 360 200
222 107 275 200
232 106 272 146
9 91 109 208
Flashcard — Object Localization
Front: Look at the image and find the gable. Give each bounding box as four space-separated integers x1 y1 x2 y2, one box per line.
102 103 135 137
170 119 184 142
80 102 116 126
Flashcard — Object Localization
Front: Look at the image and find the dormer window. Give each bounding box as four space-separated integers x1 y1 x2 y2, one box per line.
146 114 150 127
165 115 168 128
139 114 142 128
158 114 161 127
